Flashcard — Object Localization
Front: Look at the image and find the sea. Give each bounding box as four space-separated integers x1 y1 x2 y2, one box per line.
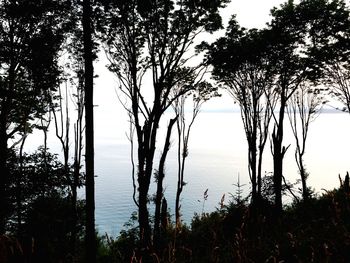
22 95 350 237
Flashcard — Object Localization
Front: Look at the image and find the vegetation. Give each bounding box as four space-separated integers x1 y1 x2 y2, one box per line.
1 0 350 262
90 176 350 262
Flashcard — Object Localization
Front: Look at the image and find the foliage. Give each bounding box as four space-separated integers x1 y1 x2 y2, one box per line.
5 148 85 262
96 178 350 263
0 0 72 138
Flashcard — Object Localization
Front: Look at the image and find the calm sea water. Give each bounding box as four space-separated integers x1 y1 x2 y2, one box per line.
92 110 350 236
24 107 350 236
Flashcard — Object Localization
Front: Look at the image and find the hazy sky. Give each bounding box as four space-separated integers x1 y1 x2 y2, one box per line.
224 0 286 28
25 0 289 151
89 0 290 155
93 0 288 119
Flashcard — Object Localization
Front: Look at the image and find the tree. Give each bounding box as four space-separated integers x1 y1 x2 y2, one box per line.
267 0 350 212
204 20 276 205
172 81 218 247
51 54 85 255
0 0 71 233
287 84 325 199
82 0 96 261
327 63 350 113
7 147 85 262
101 0 229 252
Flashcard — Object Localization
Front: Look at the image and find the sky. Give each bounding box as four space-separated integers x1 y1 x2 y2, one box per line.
92 0 288 135
21 0 350 152
224 0 286 28
20 0 289 152
23 0 313 171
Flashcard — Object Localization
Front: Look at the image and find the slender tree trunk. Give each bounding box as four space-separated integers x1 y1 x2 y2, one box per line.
175 173 183 227
72 98 84 253
175 119 184 228
0 48 15 234
298 154 308 199
273 139 283 212
71 161 79 254
0 122 8 234
257 146 263 198
138 175 152 249
250 139 258 204
83 0 96 261
154 117 177 250
16 131 28 236
136 110 161 250
136 134 152 251
272 99 286 213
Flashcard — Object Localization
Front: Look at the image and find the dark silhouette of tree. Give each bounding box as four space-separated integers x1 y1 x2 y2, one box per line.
267 1 310 213
82 0 96 261
173 81 218 228
267 0 350 212
287 84 325 199
7 147 85 262
328 63 350 112
153 117 177 250
0 0 71 233
51 57 85 255
203 0 349 212
101 0 228 253
203 20 276 205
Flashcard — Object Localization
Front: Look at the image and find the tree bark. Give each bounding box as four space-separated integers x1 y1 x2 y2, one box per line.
154 117 177 250
83 0 96 261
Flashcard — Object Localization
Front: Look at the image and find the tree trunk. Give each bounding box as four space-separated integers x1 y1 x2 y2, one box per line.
250 140 258 204
138 176 152 249
272 97 286 214
175 180 182 227
136 109 161 250
154 117 177 250
137 135 152 251
71 163 79 254
83 0 96 261
16 132 28 236
0 123 8 234
175 125 184 228
257 146 263 198
298 155 308 199
273 139 283 213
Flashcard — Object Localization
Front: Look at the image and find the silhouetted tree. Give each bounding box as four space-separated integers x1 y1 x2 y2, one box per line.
49 20 87 250
267 0 350 212
287 83 325 199
203 20 276 204
82 0 96 261
153 117 177 250
101 0 229 252
0 0 71 233
327 63 350 112
173 81 218 227
7 147 85 262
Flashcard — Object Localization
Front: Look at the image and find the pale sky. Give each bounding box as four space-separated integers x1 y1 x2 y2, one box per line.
93 0 288 118
223 0 286 29
22 0 290 151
